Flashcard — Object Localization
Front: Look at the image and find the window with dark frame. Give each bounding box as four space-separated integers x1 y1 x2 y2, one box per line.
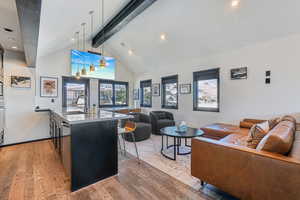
161 75 178 109
193 68 220 112
99 80 128 107
62 76 90 111
140 80 152 107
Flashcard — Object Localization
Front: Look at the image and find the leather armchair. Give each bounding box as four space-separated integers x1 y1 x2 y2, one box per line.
150 111 175 135
123 113 152 142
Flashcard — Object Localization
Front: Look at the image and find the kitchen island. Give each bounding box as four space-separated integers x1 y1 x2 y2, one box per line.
46 108 132 191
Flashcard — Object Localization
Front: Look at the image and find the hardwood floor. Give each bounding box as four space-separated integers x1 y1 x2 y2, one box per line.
0 140 212 200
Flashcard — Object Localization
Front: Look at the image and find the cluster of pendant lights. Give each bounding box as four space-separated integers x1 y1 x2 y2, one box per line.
75 0 106 79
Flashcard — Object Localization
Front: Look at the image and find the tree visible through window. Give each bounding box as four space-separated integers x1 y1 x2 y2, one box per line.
140 80 152 107
197 79 218 109
99 80 128 107
115 84 127 105
162 75 178 109
193 68 220 112
143 87 151 105
99 83 113 106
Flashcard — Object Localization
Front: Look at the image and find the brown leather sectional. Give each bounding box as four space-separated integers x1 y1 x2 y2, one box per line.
191 116 300 200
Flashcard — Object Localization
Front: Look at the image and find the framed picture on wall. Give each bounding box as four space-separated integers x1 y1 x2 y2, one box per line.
0 81 3 96
133 88 139 100
152 83 160 96
231 67 247 80
40 76 58 97
11 76 31 88
180 84 191 94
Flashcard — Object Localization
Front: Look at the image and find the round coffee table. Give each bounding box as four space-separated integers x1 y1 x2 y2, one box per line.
160 126 204 160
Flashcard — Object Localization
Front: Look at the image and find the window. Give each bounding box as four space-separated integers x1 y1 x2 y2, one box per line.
161 75 178 109
62 77 90 112
193 68 220 112
140 80 152 107
115 82 128 106
99 82 113 106
99 80 128 107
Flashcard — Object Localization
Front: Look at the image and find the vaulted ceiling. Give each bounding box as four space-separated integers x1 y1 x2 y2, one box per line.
37 0 300 75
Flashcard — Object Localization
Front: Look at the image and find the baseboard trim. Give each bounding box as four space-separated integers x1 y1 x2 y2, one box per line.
0 137 51 148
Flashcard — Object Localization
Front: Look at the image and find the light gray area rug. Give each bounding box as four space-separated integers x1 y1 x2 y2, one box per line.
120 135 238 200
121 135 201 190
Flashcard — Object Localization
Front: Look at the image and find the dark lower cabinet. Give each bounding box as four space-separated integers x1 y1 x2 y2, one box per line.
49 112 118 191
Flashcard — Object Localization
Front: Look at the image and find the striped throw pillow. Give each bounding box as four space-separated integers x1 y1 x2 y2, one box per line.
247 121 269 149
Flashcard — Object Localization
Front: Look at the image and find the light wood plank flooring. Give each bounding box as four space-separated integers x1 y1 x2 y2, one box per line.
0 140 213 200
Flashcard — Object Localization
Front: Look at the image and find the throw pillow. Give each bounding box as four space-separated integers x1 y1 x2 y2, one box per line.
268 117 280 129
281 115 296 125
247 121 269 149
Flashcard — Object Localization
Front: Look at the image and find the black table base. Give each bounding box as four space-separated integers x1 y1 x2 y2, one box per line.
161 135 191 161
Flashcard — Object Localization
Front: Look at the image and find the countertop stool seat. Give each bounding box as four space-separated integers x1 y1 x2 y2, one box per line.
118 121 140 163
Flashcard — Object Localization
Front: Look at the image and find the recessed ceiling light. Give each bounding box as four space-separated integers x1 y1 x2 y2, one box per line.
231 0 240 8
4 28 13 32
128 49 133 55
71 38 75 41
11 46 18 49
160 33 166 41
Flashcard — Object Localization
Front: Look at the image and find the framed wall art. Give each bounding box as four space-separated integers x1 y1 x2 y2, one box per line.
11 76 31 88
152 83 160 96
40 76 58 97
180 84 191 94
231 67 247 80
0 81 3 96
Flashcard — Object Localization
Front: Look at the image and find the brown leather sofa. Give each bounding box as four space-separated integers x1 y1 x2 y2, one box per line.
191 116 300 200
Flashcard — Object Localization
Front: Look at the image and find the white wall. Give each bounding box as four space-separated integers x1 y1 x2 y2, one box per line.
135 34 300 127
1 46 134 145
3 51 48 145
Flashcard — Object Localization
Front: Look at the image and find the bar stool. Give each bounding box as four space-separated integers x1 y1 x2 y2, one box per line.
118 120 140 163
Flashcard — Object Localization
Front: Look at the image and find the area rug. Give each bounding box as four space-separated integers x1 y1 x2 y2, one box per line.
121 135 201 190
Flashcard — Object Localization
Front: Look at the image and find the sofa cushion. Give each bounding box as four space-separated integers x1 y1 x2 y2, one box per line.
131 113 140 122
256 120 295 155
157 119 175 129
246 122 269 149
268 117 281 129
240 121 255 129
136 122 152 130
220 134 248 146
281 115 297 126
157 112 166 120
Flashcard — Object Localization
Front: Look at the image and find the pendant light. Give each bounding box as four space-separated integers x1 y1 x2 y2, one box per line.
81 23 87 75
99 0 106 68
89 10 95 72
75 31 81 80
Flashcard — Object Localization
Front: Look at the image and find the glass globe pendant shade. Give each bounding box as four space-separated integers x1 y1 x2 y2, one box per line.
100 58 106 68
81 67 87 75
75 71 80 79
90 64 95 72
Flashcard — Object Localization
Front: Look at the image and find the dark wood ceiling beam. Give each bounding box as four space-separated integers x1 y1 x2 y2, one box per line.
15 0 42 68
92 0 157 48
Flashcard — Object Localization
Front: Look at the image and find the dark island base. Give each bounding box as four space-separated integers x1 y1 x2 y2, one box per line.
70 120 118 191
